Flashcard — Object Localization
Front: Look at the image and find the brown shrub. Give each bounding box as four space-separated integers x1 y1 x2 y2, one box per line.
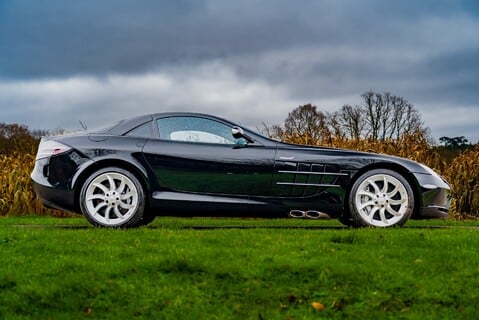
282 131 478 218
0 153 72 216
443 146 479 217
1 134 478 218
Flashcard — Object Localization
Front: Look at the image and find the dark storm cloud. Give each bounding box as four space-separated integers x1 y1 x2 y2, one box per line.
1 0 476 79
0 0 208 77
0 0 308 78
0 0 478 141
415 49 479 104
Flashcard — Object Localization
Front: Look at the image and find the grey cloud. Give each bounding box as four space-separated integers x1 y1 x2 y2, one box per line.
0 0 478 142
2 0 477 79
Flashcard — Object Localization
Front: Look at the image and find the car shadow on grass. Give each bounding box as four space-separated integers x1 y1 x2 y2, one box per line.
9 224 479 230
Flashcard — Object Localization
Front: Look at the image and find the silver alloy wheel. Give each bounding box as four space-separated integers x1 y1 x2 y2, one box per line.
84 172 139 226
354 173 409 227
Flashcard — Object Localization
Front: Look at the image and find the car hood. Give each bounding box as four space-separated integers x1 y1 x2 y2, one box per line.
276 142 431 175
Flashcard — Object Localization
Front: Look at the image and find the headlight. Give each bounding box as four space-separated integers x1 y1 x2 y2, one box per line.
418 163 449 188
419 163 441 177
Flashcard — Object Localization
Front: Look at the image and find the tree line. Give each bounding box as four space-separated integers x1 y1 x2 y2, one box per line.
0 123 41 155
1 90 474 155
264 90 432 144
0 123 67 155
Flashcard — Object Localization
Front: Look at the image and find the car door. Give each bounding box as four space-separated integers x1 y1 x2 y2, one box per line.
142 115 276 196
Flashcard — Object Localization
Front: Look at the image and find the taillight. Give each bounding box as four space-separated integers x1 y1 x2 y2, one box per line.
35 139 72 160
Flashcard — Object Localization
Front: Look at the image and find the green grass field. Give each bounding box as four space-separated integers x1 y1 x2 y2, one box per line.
1 216 479 319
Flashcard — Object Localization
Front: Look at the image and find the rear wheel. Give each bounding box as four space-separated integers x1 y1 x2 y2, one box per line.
80 167 146 228
348 169 414 227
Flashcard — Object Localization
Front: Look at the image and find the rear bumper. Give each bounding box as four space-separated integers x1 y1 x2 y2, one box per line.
31 159 77 212
32 180 76 212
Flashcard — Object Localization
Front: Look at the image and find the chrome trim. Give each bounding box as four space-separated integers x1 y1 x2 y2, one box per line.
288 210 331 219
152 191 265 204
276 182 340 188
278 170 349 176
420 205 449 219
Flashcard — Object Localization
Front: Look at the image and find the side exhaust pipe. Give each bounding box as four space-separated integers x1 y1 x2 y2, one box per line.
288 210 331 219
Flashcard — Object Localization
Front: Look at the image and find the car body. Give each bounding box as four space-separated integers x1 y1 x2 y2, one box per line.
31 112 451 228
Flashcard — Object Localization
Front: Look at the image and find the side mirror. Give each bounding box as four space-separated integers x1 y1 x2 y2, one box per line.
232 126 254 144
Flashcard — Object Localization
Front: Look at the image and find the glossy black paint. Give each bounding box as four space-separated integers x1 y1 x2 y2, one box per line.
31 112 450 220
142 140 275 196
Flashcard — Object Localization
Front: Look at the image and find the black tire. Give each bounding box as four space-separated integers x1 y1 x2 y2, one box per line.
79 167 146 228
137 211 157 227
338 214 359 227
348 169 414 227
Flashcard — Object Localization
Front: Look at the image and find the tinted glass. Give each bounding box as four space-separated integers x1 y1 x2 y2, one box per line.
124 122 152 139
157 117 236 144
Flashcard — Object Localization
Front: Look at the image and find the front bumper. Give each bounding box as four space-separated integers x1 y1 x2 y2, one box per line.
413 172 451 219
419 187 451 218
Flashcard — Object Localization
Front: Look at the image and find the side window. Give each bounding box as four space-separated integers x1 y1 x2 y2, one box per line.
156 117 236 144
124 122 152 139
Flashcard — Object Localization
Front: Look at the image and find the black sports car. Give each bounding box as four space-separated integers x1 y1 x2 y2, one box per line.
31 112 450 228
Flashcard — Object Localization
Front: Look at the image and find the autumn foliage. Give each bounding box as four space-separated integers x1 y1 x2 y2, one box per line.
0 112 478 217
273 126 478 218
0 123 71 216
262 95 478 217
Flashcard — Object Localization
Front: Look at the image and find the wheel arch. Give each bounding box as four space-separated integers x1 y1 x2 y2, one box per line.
72 158 151 212
344 162 421 219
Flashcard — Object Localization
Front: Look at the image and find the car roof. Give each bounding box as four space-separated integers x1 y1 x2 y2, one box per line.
152 112 235 123
107 112 238 135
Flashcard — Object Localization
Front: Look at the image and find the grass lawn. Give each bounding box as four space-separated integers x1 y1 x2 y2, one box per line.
1 216 479 319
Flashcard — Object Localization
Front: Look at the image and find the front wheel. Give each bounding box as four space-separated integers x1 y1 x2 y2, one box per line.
348 169 414 227
79 167 146 228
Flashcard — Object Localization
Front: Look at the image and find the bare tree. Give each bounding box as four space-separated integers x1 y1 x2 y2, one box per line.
261 91 429 144
360 91 427 140
260 122 284 140
362 91 382 140
327 112 345 140
334 104 364 140
380 92 394 140
284 104 330 143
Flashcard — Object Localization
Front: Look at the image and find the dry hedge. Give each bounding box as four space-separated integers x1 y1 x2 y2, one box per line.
282 132 477 218
0 153 71 216
0 136 477 218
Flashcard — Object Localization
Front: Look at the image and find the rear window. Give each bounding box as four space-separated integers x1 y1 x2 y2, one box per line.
124 122 152 139
89 120 126 133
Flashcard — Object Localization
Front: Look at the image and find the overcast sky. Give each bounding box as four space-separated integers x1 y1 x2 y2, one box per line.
1 0 478 142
